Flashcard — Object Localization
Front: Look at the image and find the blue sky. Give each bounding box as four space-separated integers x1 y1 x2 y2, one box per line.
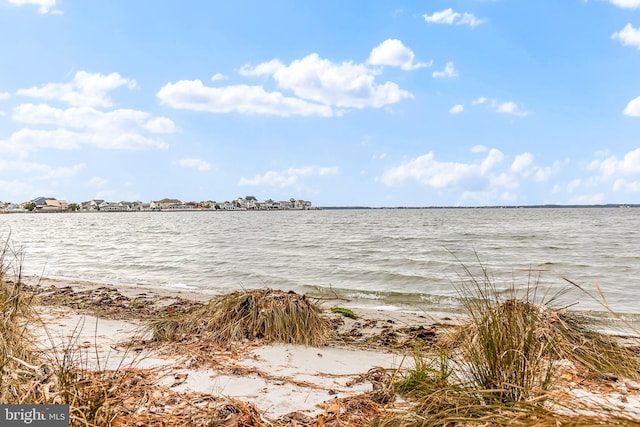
1 0 640 207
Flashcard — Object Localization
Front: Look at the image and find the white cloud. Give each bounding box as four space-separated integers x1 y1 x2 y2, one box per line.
493 100 528 116
612 23 640 49
432 62 458 78
368 39 432 71
143 117 177 133
589 147 640 179
178 158 211 171
0 158 85 180
623 96 640 116
0 92 10 100
13 103 173 134
449 104 464 114
470 97 528 116
613 178 626 192
8 0 61 14
2 127 168 156
239 166 338 187
510 152 534 173
239 59 284 77
608 0 640 9
210 73 228 82
17 71 136 107
567 179 582 193
164 43 418 117
471 145 487 153
10 103 171 150
508 153 562 182
424 8 459 24
245 53 414 109
4 103 170 156
457 13 485 28
423 8 486 27
380 149 504 188
157 80 335 117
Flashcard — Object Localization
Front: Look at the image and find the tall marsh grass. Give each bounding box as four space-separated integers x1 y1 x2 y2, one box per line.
385 261 640 426
0 239 39 402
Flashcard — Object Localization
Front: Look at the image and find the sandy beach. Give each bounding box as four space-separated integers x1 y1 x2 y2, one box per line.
20 275 640 425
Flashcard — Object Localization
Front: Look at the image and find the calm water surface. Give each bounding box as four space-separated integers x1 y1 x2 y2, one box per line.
1 208 638 316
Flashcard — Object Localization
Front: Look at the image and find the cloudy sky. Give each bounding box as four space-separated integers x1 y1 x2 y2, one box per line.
1 0 639 207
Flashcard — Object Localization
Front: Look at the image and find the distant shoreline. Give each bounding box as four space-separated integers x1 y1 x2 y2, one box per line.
320 204 640 210
3 203 639 213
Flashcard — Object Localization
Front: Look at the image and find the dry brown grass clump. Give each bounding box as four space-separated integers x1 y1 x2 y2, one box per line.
382 261 640 426
148 288 333 346
0 239 39 403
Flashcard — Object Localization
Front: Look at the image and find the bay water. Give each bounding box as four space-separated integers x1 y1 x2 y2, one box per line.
1 208 638 318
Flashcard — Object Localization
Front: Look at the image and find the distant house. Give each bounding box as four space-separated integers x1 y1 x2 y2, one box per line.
1 203 24 213
31 197 67 212
245 196 258 210
100 202 129 212
150 198 182 210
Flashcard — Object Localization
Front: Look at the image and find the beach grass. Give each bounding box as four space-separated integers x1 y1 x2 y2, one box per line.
382 261 640 426
0 239 39 403
147 288 333 346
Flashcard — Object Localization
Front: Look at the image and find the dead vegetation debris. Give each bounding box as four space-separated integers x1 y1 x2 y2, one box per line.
148 288 333 346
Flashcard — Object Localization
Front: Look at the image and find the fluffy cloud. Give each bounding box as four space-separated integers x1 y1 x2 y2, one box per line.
0 158 85 181
509 152 562 182
380 149 561 195
432 62 458 78
623 96 640 116
423 8 486 27
241 53 413 109
368 39 432 71
8 0 61 14
612 23 640 49
449 104 464 114
157 80 335 117
210 73 228 82
5 103 170 155
608 0 640 8
495 101 528 116
17 71 136 107
143 117 177 133
588 147 640 179
239 166 338 187
13 103 174 134
380 149 504 188
567 179 582 193
178 158 211 171
0 92 10 100
510 152 534 174
163 42 420 117
469 97 528 116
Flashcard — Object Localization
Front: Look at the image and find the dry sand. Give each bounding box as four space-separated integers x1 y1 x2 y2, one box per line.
26 275 640 423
